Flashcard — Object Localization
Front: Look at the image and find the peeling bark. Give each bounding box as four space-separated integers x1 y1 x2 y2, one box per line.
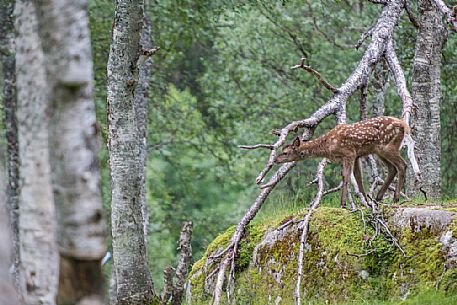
15 1 59 303
107 0 156 304
408 0 447 198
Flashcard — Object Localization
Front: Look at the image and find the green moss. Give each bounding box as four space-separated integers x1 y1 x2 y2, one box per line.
188 205 457 304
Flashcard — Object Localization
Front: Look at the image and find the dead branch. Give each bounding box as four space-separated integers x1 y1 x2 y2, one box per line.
368 0 389 4
355 25 375 49
322 182 343 196
238 144 274 150
172 221 193 305
404 1 419 28
211 256 230 305
384 38 422 182
295 159 328 305
291 58 339 93
431 0 457 32
160 267 174 304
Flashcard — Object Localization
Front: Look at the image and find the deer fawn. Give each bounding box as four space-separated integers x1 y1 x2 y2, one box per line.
275 116 410 208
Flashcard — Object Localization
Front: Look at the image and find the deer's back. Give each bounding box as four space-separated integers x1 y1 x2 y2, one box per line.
324 116 407 157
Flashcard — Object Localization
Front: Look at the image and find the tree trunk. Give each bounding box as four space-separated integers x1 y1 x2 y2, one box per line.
107 0 155 304
0 0 20 294
136 14 154 248
0 148 21 305
32 1 108 304
408 0 447 198
15 1 59 304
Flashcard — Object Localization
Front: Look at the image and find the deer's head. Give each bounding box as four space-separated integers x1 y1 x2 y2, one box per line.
275 137 303 163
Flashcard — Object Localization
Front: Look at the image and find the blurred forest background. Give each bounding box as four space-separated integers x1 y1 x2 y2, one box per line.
1 0 456 294
85 0 457 289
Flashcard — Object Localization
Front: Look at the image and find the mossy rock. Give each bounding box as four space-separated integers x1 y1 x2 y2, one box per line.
188 206 457 304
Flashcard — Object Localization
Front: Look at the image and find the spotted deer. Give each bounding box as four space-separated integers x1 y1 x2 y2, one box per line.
275 116 410 208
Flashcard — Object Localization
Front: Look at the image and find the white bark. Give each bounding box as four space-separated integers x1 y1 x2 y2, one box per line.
15 1 59 304
107 0 156 304
408 0 447 198
32 0 107 303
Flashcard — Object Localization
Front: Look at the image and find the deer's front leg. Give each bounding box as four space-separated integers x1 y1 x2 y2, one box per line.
340 157 355 208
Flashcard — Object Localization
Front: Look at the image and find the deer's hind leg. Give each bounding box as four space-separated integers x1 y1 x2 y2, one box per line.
375 156 397 202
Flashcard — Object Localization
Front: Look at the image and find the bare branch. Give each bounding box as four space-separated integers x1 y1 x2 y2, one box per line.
431 0 457 32
238 144 274 150
211 256 230 305
404 1 419 28
355 25 375 49
384 38 413 124
384 38 422 182
291 58 339 93
295 159 328 305
323 182 343 196
367 0 390 4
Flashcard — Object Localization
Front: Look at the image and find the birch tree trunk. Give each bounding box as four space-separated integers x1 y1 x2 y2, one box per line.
107 0 155 304
32 1 107 304
408 0 447 198
15 1 59 304
136 14 154 248
0 149 20 305
0 0 20 293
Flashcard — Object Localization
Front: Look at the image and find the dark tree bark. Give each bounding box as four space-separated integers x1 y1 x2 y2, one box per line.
0 148 20 305
0 0 20 294
408 0 448 198
107 1 156 304
32 1 108 304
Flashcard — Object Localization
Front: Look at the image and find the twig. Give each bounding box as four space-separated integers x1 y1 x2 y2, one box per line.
435 264 447 290
355 25 376 49
238 144 274 150
404 1 419 28
322 182 343 196
291 58 339 93
347 248 377 258
368 0 389 4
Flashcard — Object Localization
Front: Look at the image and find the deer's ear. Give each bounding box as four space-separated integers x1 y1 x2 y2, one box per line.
293 136 301 148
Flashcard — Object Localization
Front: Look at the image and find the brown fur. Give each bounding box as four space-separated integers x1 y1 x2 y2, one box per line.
276 116 408 207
